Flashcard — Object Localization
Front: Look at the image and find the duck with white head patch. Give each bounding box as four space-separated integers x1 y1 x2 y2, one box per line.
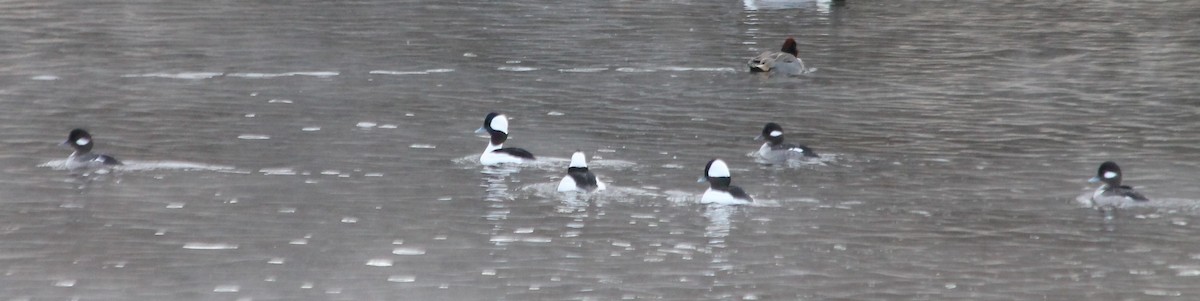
557 151 606 192
698 159 753 205
62 128 122 169
1087 161 1149 209
475 112 535 166
748 38 806 76
756 122 817 162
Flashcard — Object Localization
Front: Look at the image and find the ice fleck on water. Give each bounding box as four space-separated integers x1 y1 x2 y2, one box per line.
54 279 76 287
481 269 496 276
388 275 416 282
356 122 377 128
301 282 314 289
182 243 239 250
379 124 397 129
268 99 293 104
278 207 296 213
498 66 538 72
1143 290 1181 296
364 173 384 177
268 257 285 264
463 52 477 57
366 259 393 267
237 134 270 140
166 202 184 209
289 239 308 245
244 113 256 118
32 75 59 80
547 111 565 116
393 247 426 255
301 127 321 131
410 144 437 149
213 285 239 293
341 217 358 223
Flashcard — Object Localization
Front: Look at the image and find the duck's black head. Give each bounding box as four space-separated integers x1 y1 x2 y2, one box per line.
64 128 94 153
757 122 785 146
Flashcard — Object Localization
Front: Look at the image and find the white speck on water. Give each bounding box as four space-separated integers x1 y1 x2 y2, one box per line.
326 287 342 294
547 111 565 116
123 72 223 79
341 217 358 223
166 202 185 209
409 144 437 149
615 67 655 73
237 134 270 140
32 75 59 80
183 243 239 250
566 222 585 228
392 240 404 245
278 207 296 213
405 113 415 117
54 279 76 287
244 113 256 118
514 227 534 234
213 285 240 293
268 257 285 264
260 168 296 175
301 282 314 289
437 196 452 201
481 269 497 276
289 239 308 245
393 247 426 255
463 53 477 57
388 275 416 282
505 60 521 64
366 259 393 267
356 122 377 128
1143 290 1181 296
559 68 609 73
364 173 384 177
434 235 448 240
944 283 957 289
268 99 293 104
155 229 166 235
320 170 340 175
498 66 538 72
379 124 397 129
301 127 321 131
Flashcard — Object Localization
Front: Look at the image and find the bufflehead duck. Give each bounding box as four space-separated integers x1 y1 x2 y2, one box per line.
1087 161 1149 208
62 128 122 169
698 159 753 205
755 122 818 161
748 38 806 75
475 112 535 165
557 151 606 192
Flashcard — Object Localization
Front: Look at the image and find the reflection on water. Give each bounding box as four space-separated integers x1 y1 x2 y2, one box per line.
2 0 1200 299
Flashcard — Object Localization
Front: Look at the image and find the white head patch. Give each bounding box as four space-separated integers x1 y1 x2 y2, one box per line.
707 159 731 178
1103 171 1117 179
569 151 587 168
490 115 509 134
769 130 783 137
75 138 90 145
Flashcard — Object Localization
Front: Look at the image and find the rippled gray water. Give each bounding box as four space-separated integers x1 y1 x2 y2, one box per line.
2 0 1200 300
